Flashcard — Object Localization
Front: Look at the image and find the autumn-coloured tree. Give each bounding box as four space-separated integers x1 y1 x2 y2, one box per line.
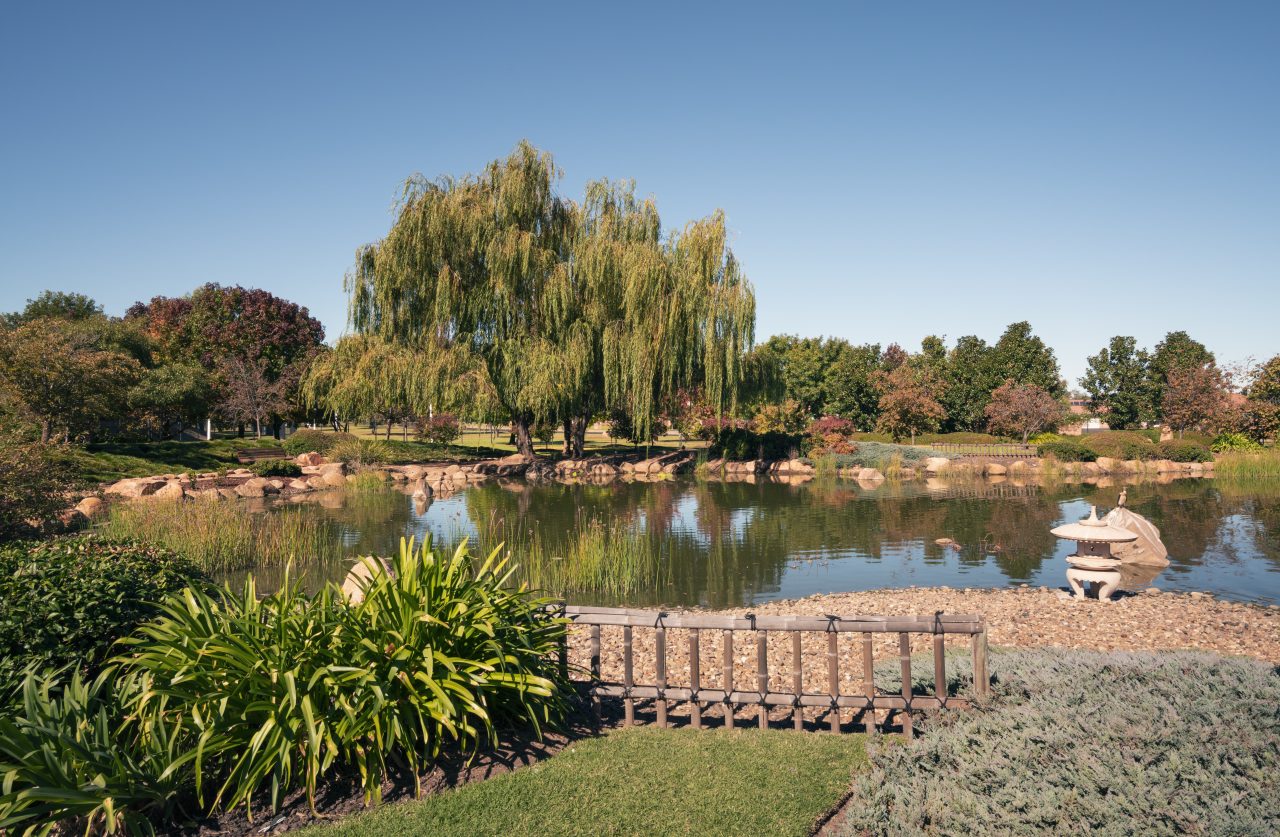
1162 363 1227 437
1249 355 1280 405
873 364 944 443
983 380 1064 442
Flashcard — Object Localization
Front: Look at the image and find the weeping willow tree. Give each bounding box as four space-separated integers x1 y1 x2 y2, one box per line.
300 334 492 434
348 141 755 458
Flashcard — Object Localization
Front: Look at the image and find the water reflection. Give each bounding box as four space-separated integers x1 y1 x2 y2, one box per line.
227 477 1280 607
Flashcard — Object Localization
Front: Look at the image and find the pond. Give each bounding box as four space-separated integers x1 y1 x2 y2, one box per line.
229 477 1280 608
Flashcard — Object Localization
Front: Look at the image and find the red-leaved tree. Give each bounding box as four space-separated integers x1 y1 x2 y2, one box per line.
983 380 1064 443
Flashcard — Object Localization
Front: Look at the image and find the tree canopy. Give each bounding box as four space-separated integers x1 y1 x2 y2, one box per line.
346 141 755 457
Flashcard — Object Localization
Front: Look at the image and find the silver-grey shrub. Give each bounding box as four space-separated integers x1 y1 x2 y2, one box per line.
837 649 1280 836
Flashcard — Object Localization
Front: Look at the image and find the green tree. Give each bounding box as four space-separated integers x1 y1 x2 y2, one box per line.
986 321 1063 397
3 290 103 326
1080 336 1153 430
1248 355 1280 405
128 362 215 438
940 335 994 432
347 142 754 458
1149 331 1214 419
823 343 882 429
0 318 142 442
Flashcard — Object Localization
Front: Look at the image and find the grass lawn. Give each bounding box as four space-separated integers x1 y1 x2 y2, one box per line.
307 727 866 837
64 438 248 483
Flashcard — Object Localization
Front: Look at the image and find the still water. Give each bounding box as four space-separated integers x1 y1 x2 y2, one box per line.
236 477 1280 608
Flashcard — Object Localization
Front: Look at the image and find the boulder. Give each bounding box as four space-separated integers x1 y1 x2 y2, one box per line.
1095 457 1118 473
288 479 312 492
74 496 104 518
341 556 395 604
1155 459 1180 473
295 452 325 467
104 477 166 499
58 508 89 529
782 458 815 475
401 465 426 481
235 477 279 498
147 481 186 502
411 480 433 500
984 462 1007 476
322 470 348 488
857 468 884 482
217 488 240 501
923 457 950 474
307 475 330 490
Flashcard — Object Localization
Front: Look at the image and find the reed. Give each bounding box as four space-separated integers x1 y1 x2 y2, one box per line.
99 498 344 573
1213 448 1280 479
477 516 670 598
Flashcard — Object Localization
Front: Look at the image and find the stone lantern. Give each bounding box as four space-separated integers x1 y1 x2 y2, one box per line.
1050 506 1138 602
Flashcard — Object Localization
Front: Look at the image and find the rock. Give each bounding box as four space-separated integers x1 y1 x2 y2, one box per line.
1095 457 1118 472
1155 459 1180 473
985 463 1007 476
924 457 950 474
307 475 330 490
268 479 286 490
217 488 239 501
857 468 884 482
341 556 395 604
147 481 186 502
58 508 88 529
104 477 166 498
782 458 815 475
322 470 348 488
288 479 312 492
235 477 278 498
411 480 433 500
401 465 426 481
934 538 956 546
295 452 325 466
74 497 104 518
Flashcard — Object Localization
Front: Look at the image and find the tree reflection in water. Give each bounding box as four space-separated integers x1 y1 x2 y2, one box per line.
227 476 1280 606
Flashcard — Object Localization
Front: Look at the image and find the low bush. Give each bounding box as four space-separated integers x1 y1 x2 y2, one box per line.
1156 439 1213 462
812 442 947 471
0 440 76 540
1211 431 1260 452
1027 432 1065 445
916 432 1005 444
0 538 571 833
1078 430 1157 461
416 413 461 446
0 537 201 696
1037 440 1097 462
282 428 356 457
328 437 392 468
836 649 1280 835
710 427 801 461
804 416 858 456
248 458 302 477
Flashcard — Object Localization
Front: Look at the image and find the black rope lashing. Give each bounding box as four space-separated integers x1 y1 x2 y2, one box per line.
824 614 840 632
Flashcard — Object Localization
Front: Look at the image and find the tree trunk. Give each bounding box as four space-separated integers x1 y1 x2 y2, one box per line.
40 419 50 444
562 417 574 458
385 420 393 441
563 415 587 458
511 414 536 458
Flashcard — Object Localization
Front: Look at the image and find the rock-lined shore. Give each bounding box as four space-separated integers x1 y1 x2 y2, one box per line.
564 587 1280 714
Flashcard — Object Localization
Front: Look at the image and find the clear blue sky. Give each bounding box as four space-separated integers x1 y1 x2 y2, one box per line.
1 1 1276 386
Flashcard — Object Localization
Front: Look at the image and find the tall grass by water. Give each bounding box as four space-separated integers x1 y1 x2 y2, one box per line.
99 498 344 572
1213 447 1280 479
477 516 670 599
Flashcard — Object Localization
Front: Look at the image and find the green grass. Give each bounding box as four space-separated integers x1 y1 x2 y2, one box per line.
307 727 866 837
64 439 246 483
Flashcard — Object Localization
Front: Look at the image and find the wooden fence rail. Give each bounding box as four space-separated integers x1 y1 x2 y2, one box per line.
561 606 989 736
925 442 1038 458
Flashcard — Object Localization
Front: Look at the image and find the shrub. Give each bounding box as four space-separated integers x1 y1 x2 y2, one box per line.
1079 430 1157 461
916 432 1005 444
121 538 569 815
417 413 461 446
836 650 1280 835
328 437 391 467
804 417 857 456
1211 431 1261 452
711 427 801 461
282 428 355 456
0 440 76 540
750 400 808 435
0 537 201 696
1027 432 1065 445
812 442 946 471
248 458 302 477
1038 440 1097 462
0 668 191 834
1156 439 1213 462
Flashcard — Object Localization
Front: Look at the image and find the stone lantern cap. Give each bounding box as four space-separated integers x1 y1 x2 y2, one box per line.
1050 506 1138 543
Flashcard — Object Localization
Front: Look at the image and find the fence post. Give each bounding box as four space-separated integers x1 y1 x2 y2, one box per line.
623 626 634 726
972 627 990 697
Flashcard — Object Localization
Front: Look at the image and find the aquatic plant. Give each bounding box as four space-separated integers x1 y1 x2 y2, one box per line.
1214 447 1280 478
99 498 343 572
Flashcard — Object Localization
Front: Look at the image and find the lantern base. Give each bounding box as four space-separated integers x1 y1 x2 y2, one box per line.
1066 567 1121 602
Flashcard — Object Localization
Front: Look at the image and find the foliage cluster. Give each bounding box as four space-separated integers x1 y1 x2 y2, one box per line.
416 413 461 446
836 649 1280 835
0 439 76 540
0 537 201 696
1077 430 1158 461
1156 439 1214 463
282 428 357 456
811 442 948 470
1210 431 1261 452
0 539 570 833
710 427 801 461
248 459 303 477
1037 440 1098 462
328 437 392 468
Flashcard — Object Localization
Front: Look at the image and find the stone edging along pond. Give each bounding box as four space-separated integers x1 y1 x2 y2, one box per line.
67 448 1217 524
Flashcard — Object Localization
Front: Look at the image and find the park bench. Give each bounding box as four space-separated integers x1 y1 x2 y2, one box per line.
234 446 288 464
